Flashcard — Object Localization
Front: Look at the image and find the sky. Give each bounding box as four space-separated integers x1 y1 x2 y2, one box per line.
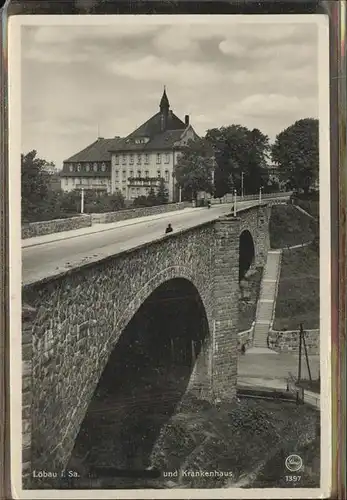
21 17 320 169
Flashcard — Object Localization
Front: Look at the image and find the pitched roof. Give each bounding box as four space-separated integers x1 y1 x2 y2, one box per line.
108 110 187 152
64 137 122 163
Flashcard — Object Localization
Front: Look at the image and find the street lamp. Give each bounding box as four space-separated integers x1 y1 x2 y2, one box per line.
259 186 263 203
233 189 237 216
241 171 245 199
80 187 85 214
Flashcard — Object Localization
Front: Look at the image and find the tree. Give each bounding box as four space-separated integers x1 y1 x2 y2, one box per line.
21 150 57 222
174 138 214 200
156 178 169 205
205 125 270 197
271 118 319 194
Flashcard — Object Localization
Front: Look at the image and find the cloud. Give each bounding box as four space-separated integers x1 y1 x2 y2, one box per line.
108 55 224 86
20 19 322 169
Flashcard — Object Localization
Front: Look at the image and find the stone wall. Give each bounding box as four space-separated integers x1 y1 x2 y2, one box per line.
239 205 270 268
91 202 190 224
237 324 255 352
21 204 270 484
21 203 190 239
23 223 219 475
268 329 319 354
22 215 92 239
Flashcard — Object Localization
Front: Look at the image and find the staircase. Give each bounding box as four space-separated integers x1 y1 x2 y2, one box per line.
253 250 282 348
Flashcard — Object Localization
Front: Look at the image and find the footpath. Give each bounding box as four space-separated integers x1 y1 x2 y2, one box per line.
237 347 320 408
22 206 204 248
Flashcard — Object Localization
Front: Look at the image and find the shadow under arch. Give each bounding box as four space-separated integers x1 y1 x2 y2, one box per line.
66 277 210 487
239 230 255 282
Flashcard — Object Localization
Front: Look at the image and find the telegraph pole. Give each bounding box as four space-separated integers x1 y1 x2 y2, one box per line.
241 171 244 199
233 189 237 216
298 323 303 383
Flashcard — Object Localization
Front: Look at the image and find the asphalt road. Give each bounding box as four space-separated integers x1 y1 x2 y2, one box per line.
22 200 272 285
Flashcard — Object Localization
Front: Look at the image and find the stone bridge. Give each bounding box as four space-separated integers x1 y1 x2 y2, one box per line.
22 203 271 484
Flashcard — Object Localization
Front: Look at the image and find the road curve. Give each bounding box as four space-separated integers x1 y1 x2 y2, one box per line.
22 200 275 286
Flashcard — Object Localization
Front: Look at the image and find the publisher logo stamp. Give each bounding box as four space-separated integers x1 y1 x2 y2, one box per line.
285 454 303 472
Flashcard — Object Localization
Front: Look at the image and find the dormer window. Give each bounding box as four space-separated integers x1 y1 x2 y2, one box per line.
69 164 73 172
134 137 148 145
101 163 106 172
77 163 81 172
93 163 98 172
85 163 90 172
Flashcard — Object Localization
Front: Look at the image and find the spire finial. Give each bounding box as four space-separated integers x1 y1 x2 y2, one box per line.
160 86 170 112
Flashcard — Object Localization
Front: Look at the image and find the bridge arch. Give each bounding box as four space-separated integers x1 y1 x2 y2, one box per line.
61 270 211 479
239 229 255 282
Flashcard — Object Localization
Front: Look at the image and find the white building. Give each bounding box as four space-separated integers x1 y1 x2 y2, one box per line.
59 89 199 202
109 88 199 202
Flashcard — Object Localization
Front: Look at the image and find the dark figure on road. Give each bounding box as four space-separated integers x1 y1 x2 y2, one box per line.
207 200 211 209
165 223 173 234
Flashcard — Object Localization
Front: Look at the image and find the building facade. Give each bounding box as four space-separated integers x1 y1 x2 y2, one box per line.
59 89 199 202
109 89 199 202
60 137 121 193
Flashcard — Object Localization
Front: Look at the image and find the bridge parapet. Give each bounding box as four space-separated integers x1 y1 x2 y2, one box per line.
22 203 272 483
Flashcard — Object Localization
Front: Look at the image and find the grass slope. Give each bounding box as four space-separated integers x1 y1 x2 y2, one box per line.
270 204 318 249
274 245 319 330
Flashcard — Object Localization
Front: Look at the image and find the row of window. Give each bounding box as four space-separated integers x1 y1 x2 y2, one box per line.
113 153 170 166
66 162 108 173
64 177 109 186
114 170 170 182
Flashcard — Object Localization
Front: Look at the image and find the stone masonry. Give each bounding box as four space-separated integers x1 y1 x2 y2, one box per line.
22 202 189 239
22 204 271 486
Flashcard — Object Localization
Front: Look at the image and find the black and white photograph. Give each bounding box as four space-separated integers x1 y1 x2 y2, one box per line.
9 14 330 498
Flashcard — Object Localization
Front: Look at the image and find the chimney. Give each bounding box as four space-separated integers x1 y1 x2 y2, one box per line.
185 115 189 126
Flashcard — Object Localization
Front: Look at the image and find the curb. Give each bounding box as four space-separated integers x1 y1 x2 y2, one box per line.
22 208 202 249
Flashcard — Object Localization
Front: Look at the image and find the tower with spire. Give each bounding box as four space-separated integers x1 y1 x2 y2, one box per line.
160 86 170 132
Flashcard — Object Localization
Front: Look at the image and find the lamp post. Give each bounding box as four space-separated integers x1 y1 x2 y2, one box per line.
241 171 244 199
233 189 237 216
259 186 263 203
80 187 85 214
179 186 182 203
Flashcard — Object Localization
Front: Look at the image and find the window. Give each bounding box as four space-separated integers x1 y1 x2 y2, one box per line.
122 155 127 165
65 178 68 186
136 188 140 195
137 170 141 178
115 155 119 165
122 170 126 180
157 170 161 178
85 163 90 172
145 154 149 164
130 154 134 165
93 163 98 172
101 163 106 172
156 153 161 164
129 170 134 178
137 154 142 165
77 163 81 172
115 169 119 179
69 164 73 172
145 170 149 178
165 153 170 164
165 170 170 183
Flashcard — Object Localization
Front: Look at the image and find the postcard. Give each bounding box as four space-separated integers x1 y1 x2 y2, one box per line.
8 13 331 499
